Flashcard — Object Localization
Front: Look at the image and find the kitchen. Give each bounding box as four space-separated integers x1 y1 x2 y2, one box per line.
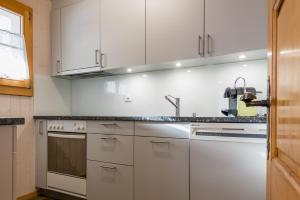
0 0 299 200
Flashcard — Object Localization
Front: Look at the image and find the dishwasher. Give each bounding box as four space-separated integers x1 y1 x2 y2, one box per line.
190 123 267 200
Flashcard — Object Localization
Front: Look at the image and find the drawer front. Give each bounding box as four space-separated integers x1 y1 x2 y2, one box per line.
87 121 134 135
87 134 133 165
135 122 190 138
87 161 133 200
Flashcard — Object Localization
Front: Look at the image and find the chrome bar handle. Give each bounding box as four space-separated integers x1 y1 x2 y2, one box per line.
207 34 213 56
222 128 245 131
100 53 105 68
100 165 117 170
100 123 119 128
198 36 204 57
150 140 170 144
95 50 100 65
100 137 118 141
48 133 86 140
39 121 44 135
56 60 61 74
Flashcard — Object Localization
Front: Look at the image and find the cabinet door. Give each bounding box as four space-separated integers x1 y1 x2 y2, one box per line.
36 120 48 189
146 0 204 65
100 0 145 69
87 161 133 200
134 136 189 200
205 0 268 56
51 9 61 75
61 0 100 72
0 126 15 200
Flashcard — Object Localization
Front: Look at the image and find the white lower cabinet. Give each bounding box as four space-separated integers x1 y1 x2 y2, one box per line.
36 120 47 189
134 136 190 200
0 126 17 200
87 160 133 200
86 122 190 200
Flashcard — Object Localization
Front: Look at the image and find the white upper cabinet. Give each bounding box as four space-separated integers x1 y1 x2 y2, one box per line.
51 9 61 75
204 0 268 56
60 0 101 73
100 0 146 69
146 0 205 65
50 0 268 76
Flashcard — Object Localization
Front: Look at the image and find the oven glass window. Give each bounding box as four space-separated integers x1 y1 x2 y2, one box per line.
48 134 86 178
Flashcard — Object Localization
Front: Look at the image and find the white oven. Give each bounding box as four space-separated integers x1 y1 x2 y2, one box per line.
47 120 87 198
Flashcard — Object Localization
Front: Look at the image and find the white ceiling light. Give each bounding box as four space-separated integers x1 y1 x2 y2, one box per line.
238 54 246 60
175 62 182 67
127 68 132 73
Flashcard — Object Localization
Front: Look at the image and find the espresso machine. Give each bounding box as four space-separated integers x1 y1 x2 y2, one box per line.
221 77 257 117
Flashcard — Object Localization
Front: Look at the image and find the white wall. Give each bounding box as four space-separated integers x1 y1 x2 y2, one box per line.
71 59 268 117
34 75 72 115
3 0 55 197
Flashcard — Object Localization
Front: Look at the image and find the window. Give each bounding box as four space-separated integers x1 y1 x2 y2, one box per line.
0 1 33 96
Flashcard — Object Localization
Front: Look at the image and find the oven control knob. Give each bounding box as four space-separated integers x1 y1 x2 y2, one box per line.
81 127 85 131
60 125 64 130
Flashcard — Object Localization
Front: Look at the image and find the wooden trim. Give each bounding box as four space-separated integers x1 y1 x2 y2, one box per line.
273 158 300 195
268 0 278 198
0 0 33 97
17 191 38 200
267 2 277 198
273 0 284 11
0 85 33 96
0 79 31 88
268 0 278 160
0 0 32 13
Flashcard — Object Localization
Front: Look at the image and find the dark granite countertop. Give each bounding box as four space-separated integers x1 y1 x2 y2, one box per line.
0 117 25 125
33 116 267 123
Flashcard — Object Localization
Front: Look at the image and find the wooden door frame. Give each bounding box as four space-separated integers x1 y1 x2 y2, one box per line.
267 1 276 198
268 0 281 196
268 0 281 161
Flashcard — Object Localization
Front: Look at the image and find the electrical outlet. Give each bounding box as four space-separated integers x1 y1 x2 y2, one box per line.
124 95 132 103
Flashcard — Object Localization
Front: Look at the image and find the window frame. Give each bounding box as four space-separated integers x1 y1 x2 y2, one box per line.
0 0 33 97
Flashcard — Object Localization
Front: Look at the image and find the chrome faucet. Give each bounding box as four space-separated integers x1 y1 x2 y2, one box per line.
165 95 180 117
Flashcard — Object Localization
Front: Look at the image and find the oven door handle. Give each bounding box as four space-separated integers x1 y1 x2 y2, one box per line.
48 133 86 140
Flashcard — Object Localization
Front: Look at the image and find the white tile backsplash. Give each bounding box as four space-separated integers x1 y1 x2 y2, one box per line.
71 59 268 117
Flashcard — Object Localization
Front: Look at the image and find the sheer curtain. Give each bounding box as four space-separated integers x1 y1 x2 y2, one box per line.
0 8 29 81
